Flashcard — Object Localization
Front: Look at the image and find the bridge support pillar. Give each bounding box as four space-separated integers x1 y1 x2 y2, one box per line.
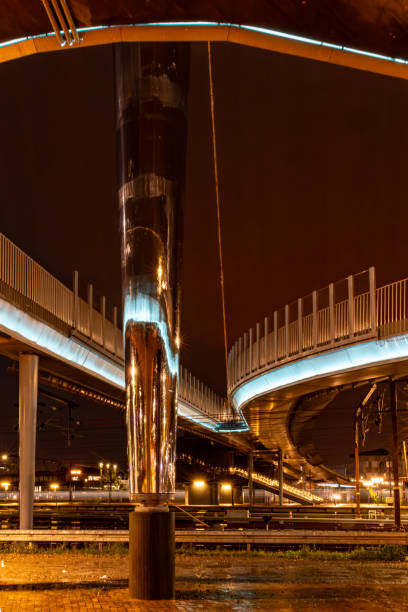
114 41 189 599
390 381 401 528
278 448 284 505
19 354 38 530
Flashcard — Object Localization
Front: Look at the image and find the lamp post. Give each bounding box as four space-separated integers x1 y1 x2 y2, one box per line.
50 483 59 505
1 482 10 499
69 469 82 503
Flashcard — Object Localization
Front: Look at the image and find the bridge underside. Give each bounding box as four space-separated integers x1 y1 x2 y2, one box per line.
244 354 408 483
2 1 408 61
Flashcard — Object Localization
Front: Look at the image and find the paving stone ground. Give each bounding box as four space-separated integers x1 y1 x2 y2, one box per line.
1 553 408 610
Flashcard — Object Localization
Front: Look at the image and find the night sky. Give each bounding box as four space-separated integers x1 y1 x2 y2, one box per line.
0 41 408 469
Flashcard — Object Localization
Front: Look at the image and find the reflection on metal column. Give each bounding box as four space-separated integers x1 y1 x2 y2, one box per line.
115 43 189 505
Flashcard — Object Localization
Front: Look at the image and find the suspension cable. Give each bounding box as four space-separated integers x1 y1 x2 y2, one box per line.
207 41 230 399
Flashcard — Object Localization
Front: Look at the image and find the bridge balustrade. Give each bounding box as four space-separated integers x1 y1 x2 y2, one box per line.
0 233 230 425
228 267 408 393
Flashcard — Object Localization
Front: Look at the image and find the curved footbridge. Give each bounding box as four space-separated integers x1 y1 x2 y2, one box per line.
1 233 408 491
0 233 243 435
228 268 408 482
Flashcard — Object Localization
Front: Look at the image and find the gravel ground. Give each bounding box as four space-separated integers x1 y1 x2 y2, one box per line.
0 553 408 610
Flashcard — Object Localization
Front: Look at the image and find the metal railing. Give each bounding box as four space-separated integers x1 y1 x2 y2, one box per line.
229 467 323 503
228 267 408 393
3 231 408 429
0 233 229 425
179 367 233 423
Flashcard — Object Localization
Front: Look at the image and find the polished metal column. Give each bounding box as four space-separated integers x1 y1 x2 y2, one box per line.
115 41 189 599
19 354 39 530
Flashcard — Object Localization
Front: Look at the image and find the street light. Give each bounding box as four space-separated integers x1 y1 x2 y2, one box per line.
69 469 82 502
99 462 118 501
193 480 206 488
50 483 59 504
1 482 10 492
1 454 8 461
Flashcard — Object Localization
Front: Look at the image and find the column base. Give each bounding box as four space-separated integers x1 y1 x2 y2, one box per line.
129 506 175 600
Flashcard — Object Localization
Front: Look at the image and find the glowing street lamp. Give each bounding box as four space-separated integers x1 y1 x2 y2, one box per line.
332 493 341 505
1 482 10 492
193 480 206 488
1 454 8 461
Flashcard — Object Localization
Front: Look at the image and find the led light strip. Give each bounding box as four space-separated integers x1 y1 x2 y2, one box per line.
232 334 408 410
0 21 407 68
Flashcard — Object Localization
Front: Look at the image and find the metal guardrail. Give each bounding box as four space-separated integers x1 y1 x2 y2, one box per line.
0 529 407 545
2 232 408 428
229 467 323 503
0 233 229 424
228 267 408 393
179 453 321 503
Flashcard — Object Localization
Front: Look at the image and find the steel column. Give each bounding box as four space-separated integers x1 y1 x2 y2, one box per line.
390 381 401 528
278 448 284 505
248 452 254 507
354 412 361 518
115 41 189 599
19 354 39 530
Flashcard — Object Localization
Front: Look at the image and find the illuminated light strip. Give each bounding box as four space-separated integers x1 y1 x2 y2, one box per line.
0 21 407 68
0 296 223 429
177 401 220 432
0 296 125 389
232 334 408 410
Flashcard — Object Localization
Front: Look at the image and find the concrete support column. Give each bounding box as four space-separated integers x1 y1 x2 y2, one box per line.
19 354 38 530
115 41 189 599
129 507 175 599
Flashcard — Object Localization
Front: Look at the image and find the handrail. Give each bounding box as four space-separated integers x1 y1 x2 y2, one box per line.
228 268 408 394
229 467 323 503
0 233 231 426
178 453 322 502
3 232 408 432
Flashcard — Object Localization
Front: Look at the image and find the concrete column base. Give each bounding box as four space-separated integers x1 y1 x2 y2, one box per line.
129 506 175 599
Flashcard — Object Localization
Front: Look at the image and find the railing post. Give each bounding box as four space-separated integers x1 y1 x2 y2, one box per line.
113 306 118 355
312 291 317 347
285 305 289 357
329 283 334 343
369 267 376 333
87 283 93 340
264 317 268 365
273 311 278 362
297 298 302 354
348 275 354 337
72 270 79 329
249 329 253 372
101 296 106 348
230 344 234 387
238 337 243 379
256 322 260 369
244 333 248 375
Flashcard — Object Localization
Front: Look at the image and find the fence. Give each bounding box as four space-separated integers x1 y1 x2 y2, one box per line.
228 267 408 393
2 233 407 425
0 233 229 423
